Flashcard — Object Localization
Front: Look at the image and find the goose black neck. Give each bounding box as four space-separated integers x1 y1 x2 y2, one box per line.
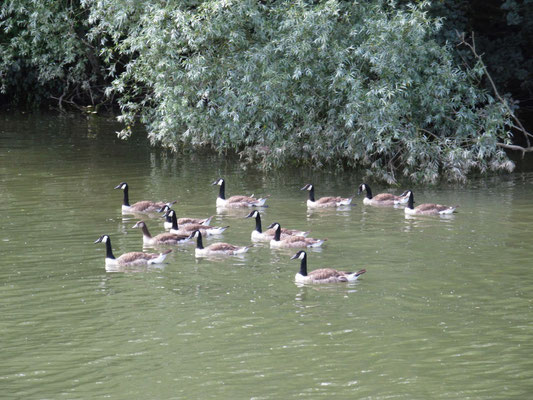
196 232 204 249
407 192 414 209
299 254 308 276
218 181 226 200
365 185 373 199
105 238 115 259
171 212 179 230
273 224 281 241
254 213 262 233
308 186 315 202
123 185 130 206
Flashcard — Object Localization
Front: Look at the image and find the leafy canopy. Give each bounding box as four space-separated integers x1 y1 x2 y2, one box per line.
2 0 516 183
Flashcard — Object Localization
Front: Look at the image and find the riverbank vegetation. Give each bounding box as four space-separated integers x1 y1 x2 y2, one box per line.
1 0 531 183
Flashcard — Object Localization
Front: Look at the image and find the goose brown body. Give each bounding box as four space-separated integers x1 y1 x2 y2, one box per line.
404 191 457 215
132 221 192 245
291 251 366 284
159 205 213 229
301 184 352 208
245 211 308 241
268 223 325 248
358 183 409 206
212 178 267 208
189 230 249 256
94 235 172 268
115 182 174 214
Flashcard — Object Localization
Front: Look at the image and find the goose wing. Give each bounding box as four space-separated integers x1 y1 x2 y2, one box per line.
315 196 343 204
226 195 258 204
153 232 190 243
372 193 399 201
308 268 346 283
131 200 167 212
415 203 450 212
207 242 241 252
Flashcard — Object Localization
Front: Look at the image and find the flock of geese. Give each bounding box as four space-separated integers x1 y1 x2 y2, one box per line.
95 179 458 283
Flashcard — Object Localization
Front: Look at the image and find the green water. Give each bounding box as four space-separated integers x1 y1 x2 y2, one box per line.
1 113 532 399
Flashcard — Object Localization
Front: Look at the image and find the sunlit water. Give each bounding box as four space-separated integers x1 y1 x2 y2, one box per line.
1 113 532 399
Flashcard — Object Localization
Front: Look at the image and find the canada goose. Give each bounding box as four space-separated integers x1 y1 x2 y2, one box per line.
404 191 457 215
357 183 409 206
245 210 309 242
291 251 366 284
94 234 171 268
165 209 229 236
267 223 325 248
189 230 249 257
132 221 192 246
114 182 175 214
212 178 267 208
158 204 213 229
300 184 353 208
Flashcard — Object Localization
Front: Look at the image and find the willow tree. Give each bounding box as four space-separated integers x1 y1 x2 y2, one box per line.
61 2 526 181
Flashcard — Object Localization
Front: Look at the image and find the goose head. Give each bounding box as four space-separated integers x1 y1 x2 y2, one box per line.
158 204 171 214
300 183 313 191
94 234 110 244
187 230 202 239
245 210 260 219
212 178 225 186
114 182 128 190
290 250 307 260
132 221 146 229
266 222 280 230
357 183 367 195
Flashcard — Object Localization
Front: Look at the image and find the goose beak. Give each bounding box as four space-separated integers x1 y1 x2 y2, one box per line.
132 222 140 229
300 185 308 191
211 179 219 185
94 237 102 244
244 211 254 218
114 184 122 190
290 253 299 260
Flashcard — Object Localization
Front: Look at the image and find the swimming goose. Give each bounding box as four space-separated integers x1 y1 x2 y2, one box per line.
291 251 366 284
158 205 213 229
267 223 326 248
94 234 171 268
189 230 249 257
212 178 267 208
132 221 192 246
358 183 409 206
300 184 353 208
115 182 175 214
404 191 457 215
245 210 309 242
165 209 229 236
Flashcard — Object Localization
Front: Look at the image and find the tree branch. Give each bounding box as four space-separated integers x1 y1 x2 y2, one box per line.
457 31 533 150
497 142 533 155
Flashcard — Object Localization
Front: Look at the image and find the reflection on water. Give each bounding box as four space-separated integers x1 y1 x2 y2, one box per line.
1 113 533 399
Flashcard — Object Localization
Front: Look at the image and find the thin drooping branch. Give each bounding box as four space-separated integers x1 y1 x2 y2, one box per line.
497 142 533 154
457 31 533 154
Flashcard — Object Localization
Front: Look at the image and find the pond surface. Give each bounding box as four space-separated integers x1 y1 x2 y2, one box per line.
1 113 532 399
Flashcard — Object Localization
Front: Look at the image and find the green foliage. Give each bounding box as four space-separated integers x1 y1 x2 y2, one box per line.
0 0 104 107
87 0 514 183
0 0 520 183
